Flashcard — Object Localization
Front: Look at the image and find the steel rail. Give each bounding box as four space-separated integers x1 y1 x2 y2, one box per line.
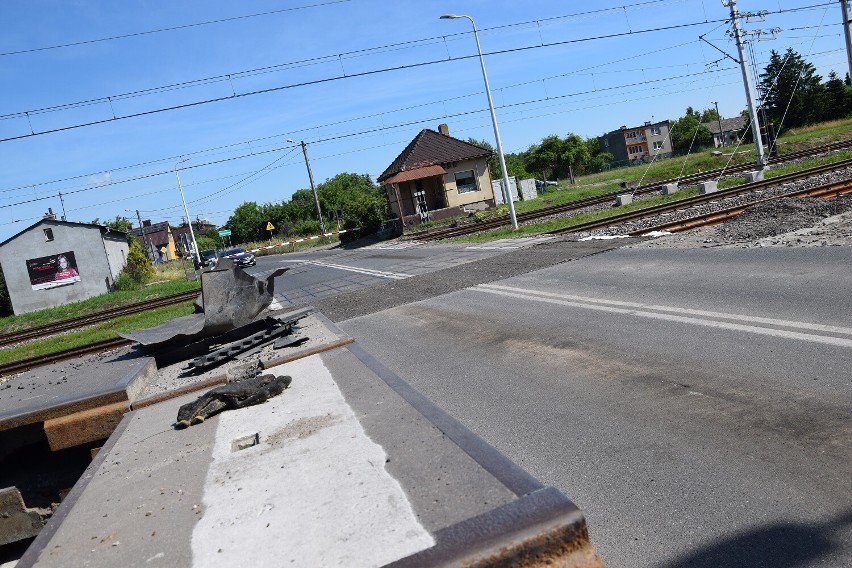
412 138 852 241
533 157 852 235
0 337 134 377
0 289 199 347
631 178 852 235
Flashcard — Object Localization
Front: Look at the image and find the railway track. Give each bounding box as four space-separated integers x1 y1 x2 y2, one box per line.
0 337 134 377
631 176 852 235
544 157 852 236
0 289 199 347
412 138 852 241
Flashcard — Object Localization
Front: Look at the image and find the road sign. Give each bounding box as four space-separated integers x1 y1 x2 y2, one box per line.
266 222 275 231
218 229 231 237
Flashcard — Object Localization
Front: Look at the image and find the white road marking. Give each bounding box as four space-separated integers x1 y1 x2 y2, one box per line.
279 259 412 279
474 283 852 348
191 356 434 567
465 236 557 250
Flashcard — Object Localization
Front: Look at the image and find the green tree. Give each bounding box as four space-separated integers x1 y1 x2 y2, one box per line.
759 48 826 128
503 153 531 179
339 193 388 244
120 239 154 286
524 133 590 180
670 109 713 153
91 215 133 232
822 70 852 121
585 137 613 173
225 202 265 243
316 173 381 217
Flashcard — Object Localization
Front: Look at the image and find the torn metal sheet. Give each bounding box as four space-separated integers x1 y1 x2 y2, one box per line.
190 321 294 371
119 266 288 347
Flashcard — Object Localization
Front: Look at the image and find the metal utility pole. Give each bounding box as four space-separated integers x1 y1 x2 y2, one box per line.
713 101 725 147
725 0 766 167
133 209 152 259
58 192 67 221
841 1 852 82
174 158 200 265
290 140 326 236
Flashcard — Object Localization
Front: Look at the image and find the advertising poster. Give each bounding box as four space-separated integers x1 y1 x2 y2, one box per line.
26 251 81 290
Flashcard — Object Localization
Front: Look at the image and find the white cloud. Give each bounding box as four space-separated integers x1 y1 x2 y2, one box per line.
88 171 113 186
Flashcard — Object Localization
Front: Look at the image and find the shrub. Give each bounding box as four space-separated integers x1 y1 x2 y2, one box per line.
340 194 387 244
112 271 141 291
117 239 155 288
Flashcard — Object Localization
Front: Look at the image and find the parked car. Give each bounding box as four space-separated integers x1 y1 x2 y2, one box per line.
199 249 219 268
218 248 256 268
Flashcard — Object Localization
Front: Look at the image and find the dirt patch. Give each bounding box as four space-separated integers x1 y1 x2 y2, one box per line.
265 414 339 446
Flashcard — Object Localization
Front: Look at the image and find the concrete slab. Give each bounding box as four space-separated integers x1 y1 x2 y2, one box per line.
615 193 633 206
662 183 679 195
745 169 765 183
18 315 601 567
698 180 718 194
0 351 155 433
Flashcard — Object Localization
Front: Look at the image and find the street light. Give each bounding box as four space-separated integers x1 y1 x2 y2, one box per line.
441 13 518 230
287 139 327 236
174 157 200 265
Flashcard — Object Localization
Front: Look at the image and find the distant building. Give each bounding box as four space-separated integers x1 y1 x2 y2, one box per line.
703 116 748 148
599 120 673 163
129 220 176 261
172 220 217 254
0 218 128 315
378 125 496 225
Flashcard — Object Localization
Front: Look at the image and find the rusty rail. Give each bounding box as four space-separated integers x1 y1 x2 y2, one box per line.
0 290 199 347
632 177 852 235
0 337 133 377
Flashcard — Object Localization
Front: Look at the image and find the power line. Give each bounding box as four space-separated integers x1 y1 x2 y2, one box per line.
2 3 833 144
0 20 731 143
0 65 738 211
0 0 351 57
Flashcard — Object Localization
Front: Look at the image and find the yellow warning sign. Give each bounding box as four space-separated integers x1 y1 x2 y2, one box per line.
266 222 275 231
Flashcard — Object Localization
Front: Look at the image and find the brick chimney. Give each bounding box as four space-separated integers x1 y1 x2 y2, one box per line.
142 220 152 228
438 123 449 136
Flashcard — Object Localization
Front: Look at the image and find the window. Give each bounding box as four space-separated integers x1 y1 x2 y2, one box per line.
43 228 54 241
628 145 644 155
650 126 661 136
653 141 664 150
454 170 478 194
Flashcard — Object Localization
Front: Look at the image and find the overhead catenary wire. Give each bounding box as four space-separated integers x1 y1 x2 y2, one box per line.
0 65 739 205
3 16 767 143
0 0 352 57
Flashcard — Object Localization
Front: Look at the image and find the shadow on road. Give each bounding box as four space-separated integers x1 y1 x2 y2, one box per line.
657 508 852 568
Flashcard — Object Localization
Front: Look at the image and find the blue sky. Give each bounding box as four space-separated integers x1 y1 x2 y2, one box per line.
0 0 847 241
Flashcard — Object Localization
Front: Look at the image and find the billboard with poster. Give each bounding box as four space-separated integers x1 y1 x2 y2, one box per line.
26 251 81 290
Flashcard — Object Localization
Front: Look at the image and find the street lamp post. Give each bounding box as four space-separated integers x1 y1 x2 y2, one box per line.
288 139 327 236
174 157 200 265
441 13 518 230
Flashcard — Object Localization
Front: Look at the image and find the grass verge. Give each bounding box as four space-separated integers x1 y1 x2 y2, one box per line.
0 302 195 366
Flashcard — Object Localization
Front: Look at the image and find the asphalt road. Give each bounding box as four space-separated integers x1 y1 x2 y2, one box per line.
255 239 851 567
